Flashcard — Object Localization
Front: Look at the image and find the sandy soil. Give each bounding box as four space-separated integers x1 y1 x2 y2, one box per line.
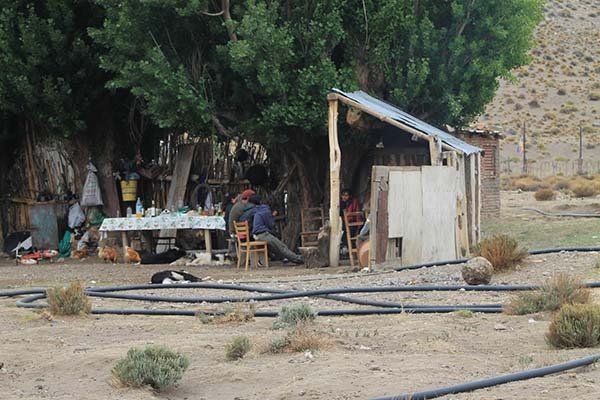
2 193 600 399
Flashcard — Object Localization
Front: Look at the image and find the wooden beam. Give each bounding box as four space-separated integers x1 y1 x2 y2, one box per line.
429 137 441 166
157 144 195 252
328 98 341 267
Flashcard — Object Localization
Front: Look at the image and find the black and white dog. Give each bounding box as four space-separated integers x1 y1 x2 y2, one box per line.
150 270 201 284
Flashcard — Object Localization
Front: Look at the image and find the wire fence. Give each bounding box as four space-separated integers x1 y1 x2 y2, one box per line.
502 159 600 178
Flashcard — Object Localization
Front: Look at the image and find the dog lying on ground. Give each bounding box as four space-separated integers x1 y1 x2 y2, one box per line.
141 249 187 265
150 270 201 284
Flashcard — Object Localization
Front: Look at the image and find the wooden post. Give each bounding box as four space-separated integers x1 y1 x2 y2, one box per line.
327 94 341 267
429 136 441 166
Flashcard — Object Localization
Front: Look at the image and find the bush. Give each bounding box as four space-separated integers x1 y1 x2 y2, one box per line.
571 183 597 198
266 324 329 354
476 234 528 272
504 275 590 315
547 304 600 348
46 281 91 316
512 176 541 191
225 336 252 361
273 304 316 329
112 346 190 391
268 337 289 354
534 188 556 201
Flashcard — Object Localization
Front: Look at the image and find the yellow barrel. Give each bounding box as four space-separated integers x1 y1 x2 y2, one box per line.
120 180 138 202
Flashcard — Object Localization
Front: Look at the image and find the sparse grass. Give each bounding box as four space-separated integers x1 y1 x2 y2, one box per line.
454 310 474 318
589 92 600 101
273 304 316 329
286 324 328 352
265 323 330 354
504 275 590 315
46 281 91 316
560 102 579 114
196 304 256 325
547 304 600 349
534 188 555 201
225 336 252 361
476 234 528 272
112 346 189 391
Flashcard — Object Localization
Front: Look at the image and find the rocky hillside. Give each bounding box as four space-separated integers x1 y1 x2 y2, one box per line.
477 0 599 176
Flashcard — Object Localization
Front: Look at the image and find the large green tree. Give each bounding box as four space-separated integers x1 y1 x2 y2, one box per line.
0 0 106 137
91 0 543 244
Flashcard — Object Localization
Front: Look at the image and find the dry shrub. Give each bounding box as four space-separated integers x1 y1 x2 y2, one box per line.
504 275 590 315
546 304 600 348
46 281 91 316
197 304 256 325
225 336 252 361
112 346 190 391
215 304 255 324
266 323 330 354
543 175 569 191
534 188 555 201
511 176 541 191
476 234 528 272
571 183 597 198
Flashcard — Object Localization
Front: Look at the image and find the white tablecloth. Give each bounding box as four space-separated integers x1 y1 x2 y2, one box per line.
99 215 226 232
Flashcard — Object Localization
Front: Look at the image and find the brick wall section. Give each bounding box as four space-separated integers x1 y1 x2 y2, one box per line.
455 133 501 217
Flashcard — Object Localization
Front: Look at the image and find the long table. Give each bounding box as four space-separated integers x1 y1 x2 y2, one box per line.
99 215 226 256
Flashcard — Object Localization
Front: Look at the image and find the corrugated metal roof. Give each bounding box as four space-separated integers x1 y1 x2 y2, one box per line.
332 88 482 155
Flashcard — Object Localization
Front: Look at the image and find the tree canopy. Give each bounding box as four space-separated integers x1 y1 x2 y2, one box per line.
0 0 106 138
90 0 544 144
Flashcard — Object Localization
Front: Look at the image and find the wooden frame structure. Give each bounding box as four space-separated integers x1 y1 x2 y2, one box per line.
327 89 482 267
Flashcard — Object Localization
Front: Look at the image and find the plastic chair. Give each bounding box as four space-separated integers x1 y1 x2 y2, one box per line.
343 210 365 267
234 221 269 271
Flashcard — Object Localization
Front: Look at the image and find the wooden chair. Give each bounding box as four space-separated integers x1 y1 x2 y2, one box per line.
343 210 365 267
300 207 325 247
234 221 269 271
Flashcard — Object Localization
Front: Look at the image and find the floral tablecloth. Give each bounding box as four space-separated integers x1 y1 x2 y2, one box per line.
99 215 226 232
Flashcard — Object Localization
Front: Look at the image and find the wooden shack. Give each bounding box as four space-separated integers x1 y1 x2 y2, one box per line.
327 89 483 267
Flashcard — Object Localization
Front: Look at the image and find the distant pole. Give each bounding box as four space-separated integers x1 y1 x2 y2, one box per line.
578 125 583 175
521 121 527 174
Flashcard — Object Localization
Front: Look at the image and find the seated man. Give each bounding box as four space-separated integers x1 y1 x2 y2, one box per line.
228 189 255 233
251 195 303 265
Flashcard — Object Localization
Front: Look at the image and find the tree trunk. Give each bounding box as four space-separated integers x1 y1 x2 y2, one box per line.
87 94 120 217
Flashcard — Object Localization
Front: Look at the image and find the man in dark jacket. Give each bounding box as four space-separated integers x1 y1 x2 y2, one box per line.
251 196 303 265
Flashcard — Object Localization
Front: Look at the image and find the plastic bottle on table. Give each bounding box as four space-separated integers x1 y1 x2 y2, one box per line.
135 197 143 218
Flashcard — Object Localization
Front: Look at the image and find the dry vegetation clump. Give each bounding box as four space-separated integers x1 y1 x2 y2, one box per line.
511 175 542 191
571 182 597 198
225 336 252 361
266 323 330 354
197 304 256 325
476 234 528 272
504 275 590 315
112 346 190 391
534 188 556 201
546 304 600 349
46 281 91 316
543 175 569 191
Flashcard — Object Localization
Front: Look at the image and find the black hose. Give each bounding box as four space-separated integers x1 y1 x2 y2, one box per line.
523 207 600 218
371 353 600 400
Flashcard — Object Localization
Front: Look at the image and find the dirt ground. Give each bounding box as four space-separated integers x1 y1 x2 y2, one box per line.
2 191 600 400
